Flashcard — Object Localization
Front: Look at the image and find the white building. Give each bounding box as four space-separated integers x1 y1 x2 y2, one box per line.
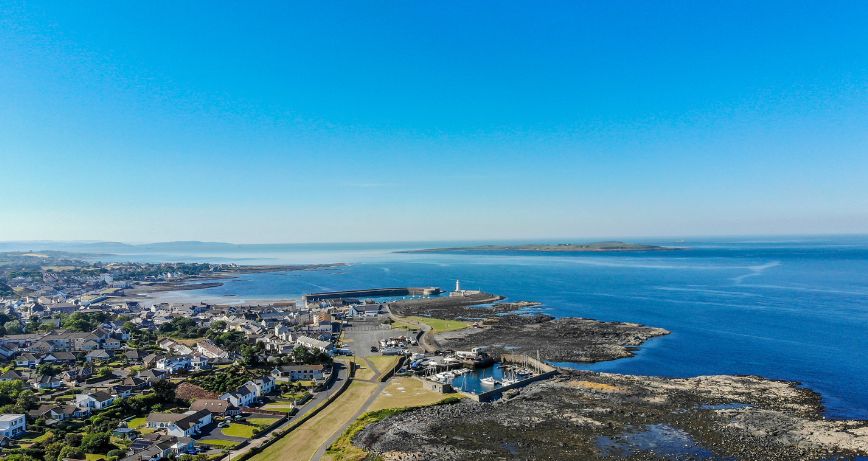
146 409 212 438
296 335 332 352
0 414 26 438
75 391 115 410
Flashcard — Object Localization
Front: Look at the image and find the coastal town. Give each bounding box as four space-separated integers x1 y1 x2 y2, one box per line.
0 252 570 461
1 251 867 461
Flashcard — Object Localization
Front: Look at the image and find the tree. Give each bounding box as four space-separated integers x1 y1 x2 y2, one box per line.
37 363 60 377
152 379 177 404
43 441 65 461
79 431 111 454
4 320 21 335
58 446 84 461
62 312 108 332
64 432 83 446
4 454 39 461
15 390 36 412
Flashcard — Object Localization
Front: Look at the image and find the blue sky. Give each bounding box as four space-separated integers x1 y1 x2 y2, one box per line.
1 1 867 243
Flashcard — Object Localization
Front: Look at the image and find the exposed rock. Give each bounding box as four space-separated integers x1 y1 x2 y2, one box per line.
355 371 868 460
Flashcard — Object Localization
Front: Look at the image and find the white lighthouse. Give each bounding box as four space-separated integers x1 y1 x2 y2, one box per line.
450 279 465 297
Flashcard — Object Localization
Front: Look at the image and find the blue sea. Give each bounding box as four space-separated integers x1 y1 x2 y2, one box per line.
85 236 868 420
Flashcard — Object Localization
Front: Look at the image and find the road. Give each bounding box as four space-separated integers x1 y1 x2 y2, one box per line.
220 361 351 461
310 355 390 460
237 322 402 461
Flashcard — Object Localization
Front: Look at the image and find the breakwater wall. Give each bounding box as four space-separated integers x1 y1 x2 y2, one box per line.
303 287 442 305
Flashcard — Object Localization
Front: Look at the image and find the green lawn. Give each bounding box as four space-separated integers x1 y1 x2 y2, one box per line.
199 439 240 448
248 417 280 427
127 417 147 429
222 423 256 438
85 454 106 461
21 431 53 443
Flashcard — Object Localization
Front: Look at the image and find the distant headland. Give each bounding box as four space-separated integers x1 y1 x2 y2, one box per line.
397 241 678 254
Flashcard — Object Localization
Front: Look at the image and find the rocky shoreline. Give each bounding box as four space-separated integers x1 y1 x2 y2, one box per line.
355 371 868 460
436 313 670 363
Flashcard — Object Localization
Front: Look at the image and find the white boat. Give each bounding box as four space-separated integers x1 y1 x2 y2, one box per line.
480 376 501 386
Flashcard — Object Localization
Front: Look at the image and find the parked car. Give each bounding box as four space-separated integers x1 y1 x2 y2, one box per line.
370 346 378 352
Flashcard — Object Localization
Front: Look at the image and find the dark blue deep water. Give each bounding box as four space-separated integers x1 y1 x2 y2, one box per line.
134 236 868 420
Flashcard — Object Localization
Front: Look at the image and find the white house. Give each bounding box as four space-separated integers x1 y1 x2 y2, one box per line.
189 354 211 371
251 377 275 396
348 304 382 318
295 335 332 353
271 364 329 382
219 383 258 408
146 409 212 438
155 356 191 373
75 391 115 410
195 340 228 359
0 414 26 438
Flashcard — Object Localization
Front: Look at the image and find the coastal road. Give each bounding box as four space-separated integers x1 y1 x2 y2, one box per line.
310 356 391 460
220 362 350 461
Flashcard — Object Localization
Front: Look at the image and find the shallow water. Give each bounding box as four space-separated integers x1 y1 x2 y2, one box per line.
597 424 727 460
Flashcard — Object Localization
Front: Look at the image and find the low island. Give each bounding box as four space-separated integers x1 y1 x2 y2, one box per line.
398 241 678 254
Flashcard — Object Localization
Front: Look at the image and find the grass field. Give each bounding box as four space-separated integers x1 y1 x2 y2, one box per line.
365 355 400 376
352 362 376 381
222 423 257 438
252 381 377 461
394 316 469 333
368 376 460 411
85 455 105 461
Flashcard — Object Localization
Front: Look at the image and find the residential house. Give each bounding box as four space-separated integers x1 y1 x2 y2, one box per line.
195 339 228 359
136 369 167 384
188 399 240 417
41 351 76 365
271 364 329 382
145 409 212 438
251 376 275 396
0 371 23 382
15 352 39 368
219 383 258 408
32 374 64 390
85 349 111 363
295 335 332 353
0 414 26 438
154 356 191 374
75 391 115 410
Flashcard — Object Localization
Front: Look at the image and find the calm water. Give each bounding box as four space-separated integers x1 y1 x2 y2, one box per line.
106 236 868 419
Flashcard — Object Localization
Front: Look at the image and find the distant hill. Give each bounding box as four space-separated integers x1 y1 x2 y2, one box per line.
397 241 678 254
